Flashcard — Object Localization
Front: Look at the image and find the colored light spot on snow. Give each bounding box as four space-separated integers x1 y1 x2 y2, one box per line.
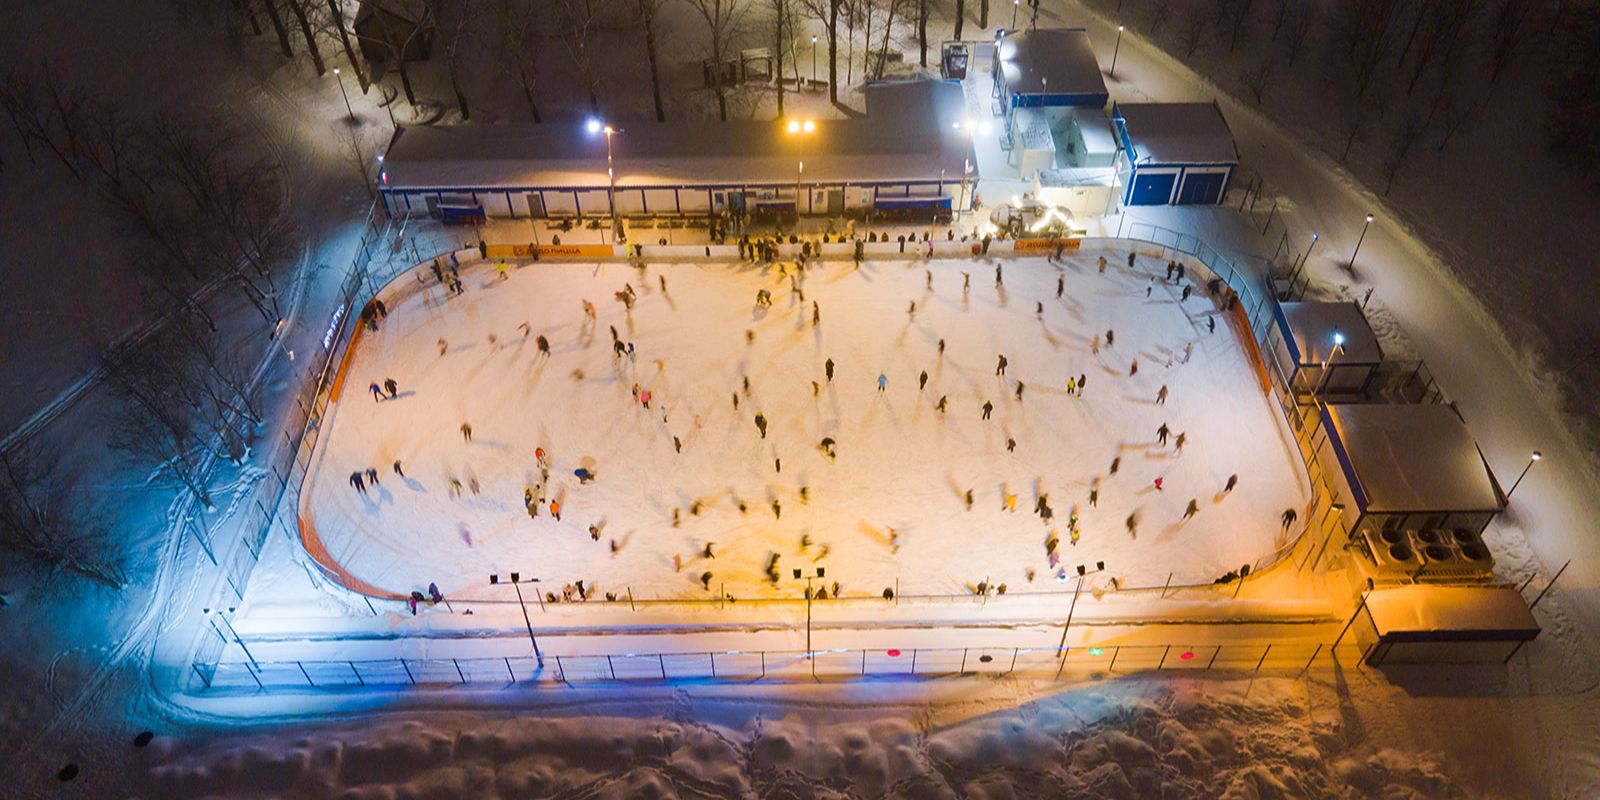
1088 647 1104 657
887 649 902 657
1180 650 1195 660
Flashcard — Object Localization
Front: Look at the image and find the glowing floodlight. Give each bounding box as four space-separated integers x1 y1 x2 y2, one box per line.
1089 647 1104 656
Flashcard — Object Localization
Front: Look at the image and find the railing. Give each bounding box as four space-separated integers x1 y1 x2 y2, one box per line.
194 641 1368 691
190 219 1351 688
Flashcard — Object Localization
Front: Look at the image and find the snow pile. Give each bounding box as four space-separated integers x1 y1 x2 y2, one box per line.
301 250 1308 603
135 677 1463 799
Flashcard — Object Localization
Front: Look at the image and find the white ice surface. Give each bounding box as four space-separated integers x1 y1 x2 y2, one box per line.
303 249 1308 603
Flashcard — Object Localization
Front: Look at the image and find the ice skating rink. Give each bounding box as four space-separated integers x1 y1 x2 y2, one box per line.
301 249 1310 601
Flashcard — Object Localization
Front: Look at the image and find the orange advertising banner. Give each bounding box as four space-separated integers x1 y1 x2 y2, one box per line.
1012 237 1083 253
484 243 617 259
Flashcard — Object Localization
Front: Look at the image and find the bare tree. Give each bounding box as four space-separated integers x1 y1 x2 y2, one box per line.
1338 103 1368 161
1487 0 1532 85
556 0 614 113
874 0 905 79
953 0 964 41
1281 2 1313 66
687 0 750 121
255 0 297 58
491 0 546 122
1380 115 1423 193
443 0 473 119
324 0 370 90
638 0 670 121
1431 91 1473 152
284 0 328 74
765 0 802 116
1242 56 1277 104
1269 0 1291 40
1178 9 1208 58
1225 0 1255 52
1149 0 1174 35
340 123 375 197
917 0 928 67
1327 0 1406 97
1543 6 1600 188
0 444 125 590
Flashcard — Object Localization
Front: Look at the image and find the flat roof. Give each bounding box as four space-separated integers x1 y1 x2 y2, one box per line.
1280 301 1383 366
995 29 1108 99
381 81 972 191
1324 404 1504 515
1365 586 1538 639
1115 102 1239 165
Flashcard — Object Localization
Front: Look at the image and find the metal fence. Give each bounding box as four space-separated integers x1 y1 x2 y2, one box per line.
194 641 1368 691
188 217 1360 689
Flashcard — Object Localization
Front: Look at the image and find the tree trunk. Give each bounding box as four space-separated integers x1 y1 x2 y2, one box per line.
258 0 296 58
377 11 417 105
828 0 840 102
918 0 928 67
979 0 987 29
877 0 899 79
954 0 965 40
326 0 369 91
286 0 326 74
640 0 667 121
774 0 786 117
235 0 263 35
519 65 544 122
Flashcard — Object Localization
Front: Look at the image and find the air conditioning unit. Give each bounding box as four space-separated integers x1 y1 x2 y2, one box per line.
1410 529 1494 580
1362 529 1419 576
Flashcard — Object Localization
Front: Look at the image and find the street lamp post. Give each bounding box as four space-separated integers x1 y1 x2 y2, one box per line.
205 607 260 673
588 119 624 245
1012 0 1019 30
793 567 826 655
333 67 355 121
786 118 815 218
1313 330 1346 397
1110 25 1125 78
811 35 818 87
1349 213 1374 270
1290 232 1319 285
1056 562 1106 652
491 572 543 667
1507 451 1542 500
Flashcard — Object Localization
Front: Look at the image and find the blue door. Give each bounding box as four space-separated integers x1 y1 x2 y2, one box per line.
1128 172 1176 205
1177 171 1227 205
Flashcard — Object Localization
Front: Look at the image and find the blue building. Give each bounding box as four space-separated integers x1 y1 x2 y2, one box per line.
1113 101 1240 206
992 29 1109 110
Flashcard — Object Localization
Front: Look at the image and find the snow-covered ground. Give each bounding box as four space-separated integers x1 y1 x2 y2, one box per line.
302 248 1307 604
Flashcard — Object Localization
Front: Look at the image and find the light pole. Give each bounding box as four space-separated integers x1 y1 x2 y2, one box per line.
951 120 990 217
1110 25 1125 78
1012 0 1019 29
204 607 260 673
1313 330 1346 397
786 118 815 217
1349 213 1374 270
811 35 818 87
1056 561 1106 651
1507 451 1542 500
333 67 355 121
793 566 827 655
269 317 295 361
587 119 624 245
491 572 543 667
1290 232 1319 285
